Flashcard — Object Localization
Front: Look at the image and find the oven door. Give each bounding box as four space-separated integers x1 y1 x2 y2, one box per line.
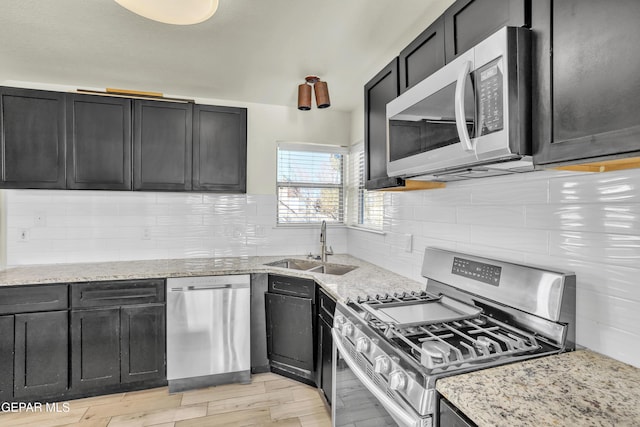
331 329 431 427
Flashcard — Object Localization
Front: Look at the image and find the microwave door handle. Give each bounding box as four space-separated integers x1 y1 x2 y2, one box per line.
455 60 474 152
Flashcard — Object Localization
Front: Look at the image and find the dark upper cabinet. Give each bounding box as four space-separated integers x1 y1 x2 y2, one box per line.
532 0 640 166
399 17 445 94
443 0 529 62
0 87 66 189
0 316 14 402
364 58 405 190
13 311 69 399
193 104 247 193
66 94 132 190
133 100 193 191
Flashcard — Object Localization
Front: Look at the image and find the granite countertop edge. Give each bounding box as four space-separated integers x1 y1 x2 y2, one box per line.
0 254 424 302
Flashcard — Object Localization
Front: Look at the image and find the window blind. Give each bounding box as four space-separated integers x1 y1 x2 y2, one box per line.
346 144 384 230
277 144 345 224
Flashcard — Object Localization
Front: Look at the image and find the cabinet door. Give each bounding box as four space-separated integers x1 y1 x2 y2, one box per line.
0 315 14 402
364 58 405 190
399 17 445 93
66 94 132 190
71 308 121 392
14 311 68 399
532 0 640 165
265 292 314 373
444 0 528 62
133 100 192 191
193 104 247 193
318 317 333 405
120 304 166 384
0 87 66 189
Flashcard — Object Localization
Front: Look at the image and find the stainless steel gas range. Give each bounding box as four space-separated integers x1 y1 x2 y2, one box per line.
331 247 576 427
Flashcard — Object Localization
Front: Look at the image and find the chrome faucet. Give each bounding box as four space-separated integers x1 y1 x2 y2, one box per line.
320 220 333 262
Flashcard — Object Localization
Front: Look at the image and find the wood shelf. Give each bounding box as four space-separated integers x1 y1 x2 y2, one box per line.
379 179 446 191
553 156 640 173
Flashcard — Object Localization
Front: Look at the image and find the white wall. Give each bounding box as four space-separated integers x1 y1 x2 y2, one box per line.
348 168 640 368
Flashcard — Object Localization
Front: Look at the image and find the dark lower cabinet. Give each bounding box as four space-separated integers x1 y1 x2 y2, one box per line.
14 311 69 399
439 395 477 427
66 94 132 190
120 304 166 384
0 87 66 189
265 274 316 384
532 0 640 166
193 104 247 193
71 308 121 392
133 100 193 191
0 316 14 402
265 293 314 375
316 288 336 406
70 280 166 395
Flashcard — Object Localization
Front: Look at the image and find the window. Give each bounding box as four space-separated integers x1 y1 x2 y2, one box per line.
276 143 346 224
346 143 384 230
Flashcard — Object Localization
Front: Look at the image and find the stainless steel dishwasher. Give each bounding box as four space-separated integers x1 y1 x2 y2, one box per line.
166 275 250 392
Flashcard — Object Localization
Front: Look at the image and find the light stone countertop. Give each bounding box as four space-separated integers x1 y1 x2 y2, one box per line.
436 350 640 427
0 254 424 302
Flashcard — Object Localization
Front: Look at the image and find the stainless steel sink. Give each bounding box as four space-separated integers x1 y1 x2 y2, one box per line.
265 258 358 276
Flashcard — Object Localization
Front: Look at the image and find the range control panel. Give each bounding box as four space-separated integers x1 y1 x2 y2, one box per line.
452 257 501 286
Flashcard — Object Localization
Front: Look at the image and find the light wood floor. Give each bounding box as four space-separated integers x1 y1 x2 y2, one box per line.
0 373 331 427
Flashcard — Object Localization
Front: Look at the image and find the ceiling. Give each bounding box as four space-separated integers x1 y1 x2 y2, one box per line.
0 0 452 112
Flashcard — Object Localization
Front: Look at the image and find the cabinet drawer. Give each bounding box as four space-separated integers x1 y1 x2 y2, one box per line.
268 275 315 300
71 279 165 308
0 284 68 315
318 288 336 323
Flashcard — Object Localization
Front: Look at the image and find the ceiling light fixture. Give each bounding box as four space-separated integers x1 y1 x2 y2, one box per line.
115 0 219 25
298 76 331 110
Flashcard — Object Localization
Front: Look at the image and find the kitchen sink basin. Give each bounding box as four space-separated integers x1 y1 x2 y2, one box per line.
265 259 358 276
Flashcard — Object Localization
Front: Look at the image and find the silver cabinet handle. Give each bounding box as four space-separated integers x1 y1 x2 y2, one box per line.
170 283 247 292
455 60 474 153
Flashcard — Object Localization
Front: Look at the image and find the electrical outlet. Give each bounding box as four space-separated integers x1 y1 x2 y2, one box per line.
142 228 152 240
34 212 46 226
404 233 413 253
19 228 30 242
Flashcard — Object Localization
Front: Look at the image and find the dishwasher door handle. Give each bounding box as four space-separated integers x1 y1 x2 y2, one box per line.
169 283 249 292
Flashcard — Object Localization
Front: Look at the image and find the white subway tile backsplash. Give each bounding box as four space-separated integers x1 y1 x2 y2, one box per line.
470 225 549 254
549 230 640 268
457 205 526 227
347 168 640 368
4 190 347 265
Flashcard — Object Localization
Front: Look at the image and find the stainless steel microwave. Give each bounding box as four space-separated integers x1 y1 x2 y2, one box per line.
386 26 532 181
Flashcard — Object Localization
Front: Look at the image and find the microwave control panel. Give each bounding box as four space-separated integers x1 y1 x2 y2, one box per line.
476 57 504 136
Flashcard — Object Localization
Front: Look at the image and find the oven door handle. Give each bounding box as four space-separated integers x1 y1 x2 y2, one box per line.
332 329 421 427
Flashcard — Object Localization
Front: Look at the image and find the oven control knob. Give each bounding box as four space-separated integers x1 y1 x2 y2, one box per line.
389 371 407 392
342 322 354 338
374 356 391 375
355 337 371 354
